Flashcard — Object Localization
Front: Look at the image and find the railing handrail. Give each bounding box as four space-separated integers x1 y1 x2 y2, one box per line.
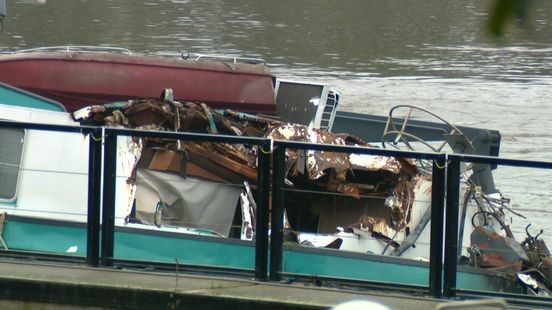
13 45 133 55
274 139 445 160
184 51 266 65
105 127 269 145
0 119 95 134
448 153 552 169
9 46 271 66
2 119 552 168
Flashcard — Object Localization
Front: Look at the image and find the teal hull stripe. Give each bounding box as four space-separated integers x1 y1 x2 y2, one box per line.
283 249 524 293
114 230 255 269
3 218 255 269
0 82 66 112
4 219 87 256
283 248 428 286
1 218 525 294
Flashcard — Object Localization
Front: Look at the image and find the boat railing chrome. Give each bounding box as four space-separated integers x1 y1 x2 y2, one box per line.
381 104 502 194
181 51 266 65
382 105 474 154
13 45 133 55
8 45 267 65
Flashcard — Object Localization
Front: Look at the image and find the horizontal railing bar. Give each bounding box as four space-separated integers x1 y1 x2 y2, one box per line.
2 120 551 170
449 153 552 169
0 120 95 134
275 140 446 160
14 45 133 55
105 127 270 145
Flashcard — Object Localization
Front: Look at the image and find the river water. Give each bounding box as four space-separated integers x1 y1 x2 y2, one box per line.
1 0 551 244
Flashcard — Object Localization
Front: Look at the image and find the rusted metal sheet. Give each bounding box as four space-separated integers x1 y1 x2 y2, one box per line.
349 154 402 174
74 92 423 259
349 215 389 236
266 124 351 180
75 97 416 198
264 123 416 204
185 142 258 182
470 225 528 268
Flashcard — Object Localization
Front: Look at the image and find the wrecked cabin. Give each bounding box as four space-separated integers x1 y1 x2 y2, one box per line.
74 98 422 249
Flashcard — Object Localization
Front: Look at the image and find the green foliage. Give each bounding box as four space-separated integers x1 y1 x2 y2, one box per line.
488 0 530 37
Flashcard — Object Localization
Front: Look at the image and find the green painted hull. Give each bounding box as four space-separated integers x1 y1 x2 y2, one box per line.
1 216 524 294
114 228 255 269
3 216 255 270
282 246 525 293
0 82 65 112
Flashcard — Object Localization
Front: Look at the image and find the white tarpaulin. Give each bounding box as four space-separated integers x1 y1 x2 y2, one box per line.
135 168 241 237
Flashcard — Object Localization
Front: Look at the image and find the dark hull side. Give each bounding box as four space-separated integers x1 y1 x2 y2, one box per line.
0 52 276 113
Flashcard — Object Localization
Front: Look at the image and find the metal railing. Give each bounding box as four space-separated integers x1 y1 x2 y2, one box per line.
183 51 266 65
14 46 133 55
8 45 268 65
91 126 272 282
1 119 552 307
443 153 552 299
268 140 446 297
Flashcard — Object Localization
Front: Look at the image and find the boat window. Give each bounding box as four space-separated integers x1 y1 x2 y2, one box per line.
0 128 24 201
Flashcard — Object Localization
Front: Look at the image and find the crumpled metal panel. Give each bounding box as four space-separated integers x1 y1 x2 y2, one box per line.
388 175 416 229
265 123 414 200
349 154 402 175
75 97 416 204
306 149 350 180
537 257 552 286
123 100 172 127
349 214 389 236
239 192 254 241
266 123 351 180
470 225 529 268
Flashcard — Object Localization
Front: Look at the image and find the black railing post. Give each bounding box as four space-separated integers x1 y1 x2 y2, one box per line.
86 128 102 267
100 129 117 267
429 155 446 297
254 140 271 281
269 145 285 281
443 156 461 297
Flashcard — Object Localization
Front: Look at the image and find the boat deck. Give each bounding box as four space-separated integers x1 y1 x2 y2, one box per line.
0 258 452 309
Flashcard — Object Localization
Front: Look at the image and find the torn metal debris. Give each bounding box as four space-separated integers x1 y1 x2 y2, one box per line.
72 90 552 294
74 90 418 245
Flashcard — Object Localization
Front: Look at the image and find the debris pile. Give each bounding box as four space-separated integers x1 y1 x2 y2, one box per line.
73 90 419 235
72 93 552 295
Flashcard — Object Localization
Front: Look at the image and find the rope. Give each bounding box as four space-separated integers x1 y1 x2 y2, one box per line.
259 139 274 154
434 159 449 170
90 132 103 142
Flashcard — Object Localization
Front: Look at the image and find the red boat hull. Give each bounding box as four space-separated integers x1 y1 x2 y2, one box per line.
0 51 276 113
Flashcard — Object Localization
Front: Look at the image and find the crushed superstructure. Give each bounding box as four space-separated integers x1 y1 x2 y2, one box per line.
74 89 420 245
73 90 552 296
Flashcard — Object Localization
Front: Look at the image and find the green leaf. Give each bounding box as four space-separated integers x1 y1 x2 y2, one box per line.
488 0 531 37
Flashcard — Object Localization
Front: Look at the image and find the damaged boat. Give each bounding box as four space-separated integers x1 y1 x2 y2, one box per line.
0 50 551 297
0 46 276 114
